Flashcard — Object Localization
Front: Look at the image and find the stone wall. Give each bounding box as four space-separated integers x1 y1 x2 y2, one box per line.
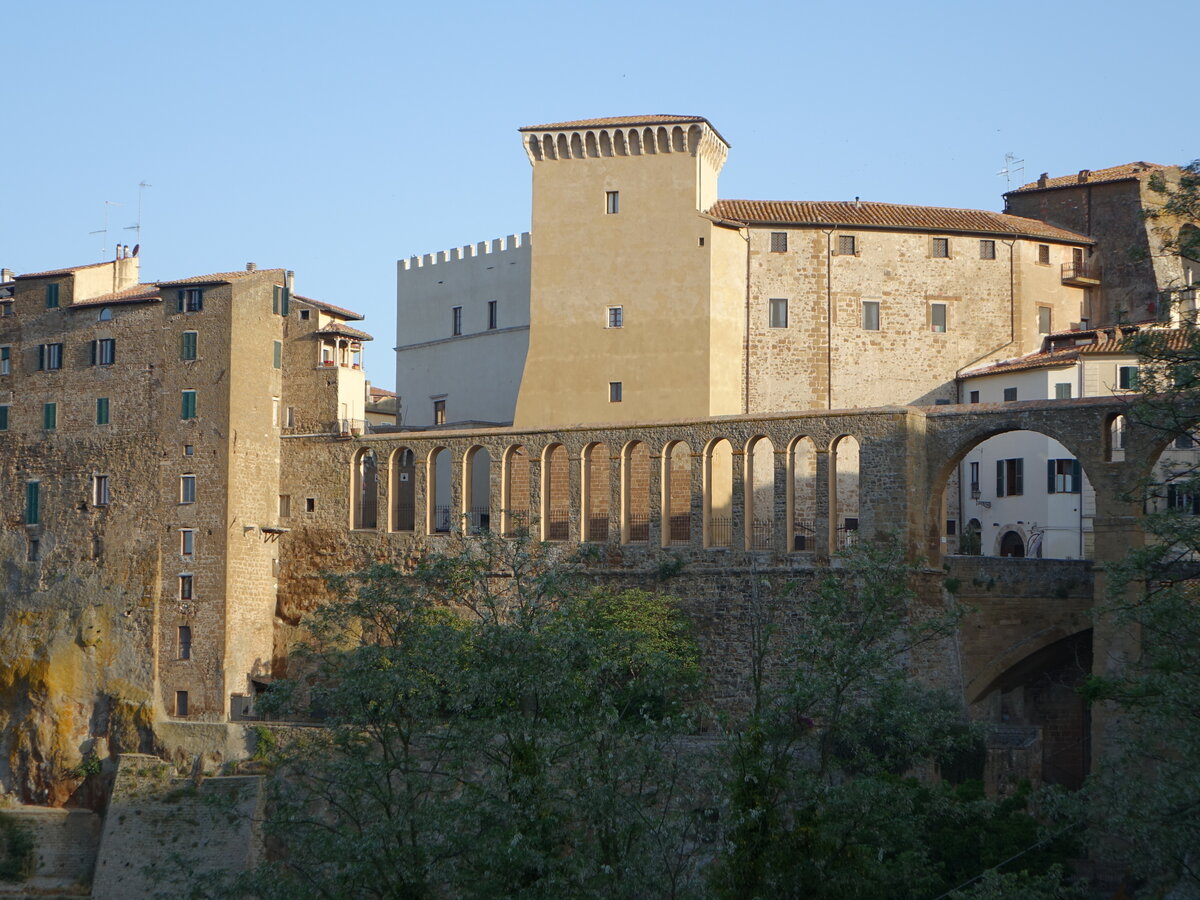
0 806 100 896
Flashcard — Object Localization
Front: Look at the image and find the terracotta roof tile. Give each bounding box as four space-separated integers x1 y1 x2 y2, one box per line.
709 199 1091 242
959 350 1082 378
369 386 397 400
15 260 122 280
1008 162 1167 194
316 322 373 341
520 114 708 132
294 294 364 321
69 284 161 308
157 269 280 287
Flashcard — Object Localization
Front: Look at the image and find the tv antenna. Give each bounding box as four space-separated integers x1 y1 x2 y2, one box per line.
997 152 1025 189
124 181 152 242
88 200 123 258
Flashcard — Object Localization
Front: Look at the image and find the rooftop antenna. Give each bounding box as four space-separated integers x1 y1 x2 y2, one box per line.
997 152 1025 189
124 181 152 243
88 200 123 258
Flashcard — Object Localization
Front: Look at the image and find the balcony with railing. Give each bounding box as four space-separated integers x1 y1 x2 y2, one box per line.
1061 260 1101 287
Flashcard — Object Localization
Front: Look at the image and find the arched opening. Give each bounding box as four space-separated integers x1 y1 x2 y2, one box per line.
1108 414 1127 462
789 436 817 551
503 445 531 536
389 447 415 532
746 436 775 550
428 447 451 533
663 440 693 546
1141 422 1200 559
526 135 543 162
599 130 613 158
464 446 491 533
960 518 982 555
671 125 685 152
622 441 650 543
569 133 583 159
642 127 656 153
949 430 1093 560
583 442 610 542
628 129 641 155
584 132 598 158
705 438 734 548
613 129 627 156
831 435 860 551
98 307 112 322
556 134 569 159
351 449 378 530
999 530 1026 557
543 443 570 541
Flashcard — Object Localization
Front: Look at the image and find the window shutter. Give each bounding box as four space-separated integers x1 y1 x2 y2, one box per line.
273 341 282 369
37 344 45 370
25 482 39 525
281 287 290 316
272 286 280 315
177 289 185 312
109 340 115 365
1014 458 1024 495
1047 459 1056 494
89 340 97 366
1071 460 1081 494
996 460 1004 497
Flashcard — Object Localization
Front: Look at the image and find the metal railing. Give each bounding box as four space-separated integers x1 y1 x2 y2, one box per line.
466 506 490 534
749 519 773 551
586 515 609 542
393 502 415 532
627 512 650 543
1061 260 1100 282
836 524 859 550
545 509 570 541
793 518 815 551
709 517 732 548
433 504 451 533
668 513 690 546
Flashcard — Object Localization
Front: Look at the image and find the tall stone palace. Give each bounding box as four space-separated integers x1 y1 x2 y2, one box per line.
1 115 1194 817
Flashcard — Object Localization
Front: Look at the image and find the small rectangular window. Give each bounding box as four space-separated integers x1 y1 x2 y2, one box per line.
0 405 7 430
862 300 880 331
1047 458 1081 494
488 300 498 330
177 288 204 312
838 234 857 255
1 346 9 375
179 574 193 600
1037 244 1051 265
452 307 462 336
980 240 996 260
1118 365 1139 390
180 529 194 556
1003 387 1018 402
608 306 623 328
930 303 947 333
181 331 198 360
286 406 296 428
769 298 788 328
272 397 280 427
969 461 980 495
279 494 291 518
92 338 116 366
299 308 310 321
770 232 788 253
1055 382 1073 400
93 474 110 507
181 390 197 420
43 402 57 430
969 391 980 404
25 481 40 526
433 399 446 425
609 381 623 402
306 497 316 513
1038 307 1052 334
175 691 188 717
273 340 282 369
45 283 60 308
38 343 64 370
946 519 957 535
178 626 192 660
184 444 194 456
606 191 620 214
997 457 1025 497
96 397 110 425
180 474 196 504
932 237 949 258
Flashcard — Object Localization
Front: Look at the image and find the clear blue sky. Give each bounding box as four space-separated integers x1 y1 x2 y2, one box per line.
5 0 1193 389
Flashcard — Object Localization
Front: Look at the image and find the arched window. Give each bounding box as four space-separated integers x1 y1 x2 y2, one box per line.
622 441 650 543
543 444 569 541
832 435 860 551
705 438 734 548
583 442 611 542
746 436 775 551
464 446 491 534
428 447 450 533
503 445 531 536
390 447 415 531
790 436 817 551
352 449 378 530
98 307 112 322
663 441 693 546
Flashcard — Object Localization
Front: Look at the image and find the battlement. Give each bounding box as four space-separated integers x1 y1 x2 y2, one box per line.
400 232 531 271
521 119 728 172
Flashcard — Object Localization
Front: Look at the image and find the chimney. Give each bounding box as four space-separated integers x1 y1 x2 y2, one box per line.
1 268 13 283
1038 173 1049 188
1077 169 1090 183
246 262 257 272
285 270 295 292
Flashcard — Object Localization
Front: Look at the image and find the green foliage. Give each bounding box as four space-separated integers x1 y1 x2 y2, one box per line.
250 725 277 762
0 814 36 883
71 749 102 778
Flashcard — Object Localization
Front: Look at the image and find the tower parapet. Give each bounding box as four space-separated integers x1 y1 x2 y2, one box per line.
400 232 530 272
519 115 729 176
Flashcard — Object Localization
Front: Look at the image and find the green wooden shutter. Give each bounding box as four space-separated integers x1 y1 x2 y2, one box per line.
96 398 110 425
1071 459 1081 494
25 482 39 525
37 344 45 370
0 406 8 430
43 402 56 430
281 287 290 316
177 289 185 312
181 391 196 420
46 284 59 308
90 340 97 366
1047 460 1056 494
273 341 282 369
996 460 1004 497
1014 458 1024 495
272 286 280 315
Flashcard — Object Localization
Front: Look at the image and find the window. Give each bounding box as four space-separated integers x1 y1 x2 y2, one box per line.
179 574 193 600
90 338 116 366
98 307 112 321
0 405 8 430
1 302 11 317
272 397 280 427
177 288 203 312
1167 482 1200 515
1118 365 1139 390
272 285 290 316
184 444 194 456
946 519 957 535
174 691 188 717
299 309 311 321
27 538 39 561
980 240 996 260
180 474 196 504
1037 244 1050 265
932 237 949 258
38 343 64 370
608 306 624 328
93 474 109 506
1038 307 1052 334
1047 459 1082 494
996 457 1024 497
433 399 446 425
180 529 194 557
969 461 980 496
609 381 623 402
769 298 789 328
1055 382 1073 400
838 234 857 255
862 300 880 331
286 406 296 428
181 390 197 420
968 390 980 404
1175 433 1195 450
930 303 947 333
25 481 40 525
279 494 291 518
1003 387 1018 402
488 300 498 330
770 232 788 253
306 497 316 513
606 191 619 214
96 397 110 425
45 283 60 308
1 346 9 375
181 331 198 360
273 340 282 369
43 402 57 430
178 626 192 660
452 307 462 336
